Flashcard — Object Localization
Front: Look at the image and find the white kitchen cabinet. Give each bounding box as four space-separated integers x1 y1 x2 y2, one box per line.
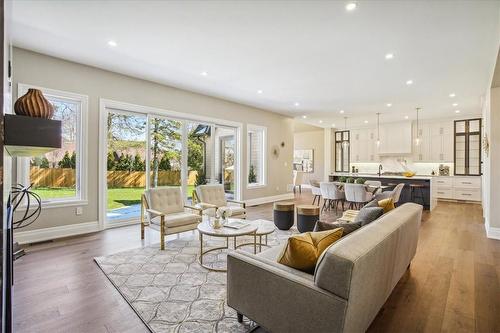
413 121 453 162
435 176 481 202
349 128 380 163
413 123 430 161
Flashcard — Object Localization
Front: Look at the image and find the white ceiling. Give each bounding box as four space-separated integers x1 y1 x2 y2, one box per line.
10 0 500 127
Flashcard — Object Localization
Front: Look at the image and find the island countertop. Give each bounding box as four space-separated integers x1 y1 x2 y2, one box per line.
330 172 434 180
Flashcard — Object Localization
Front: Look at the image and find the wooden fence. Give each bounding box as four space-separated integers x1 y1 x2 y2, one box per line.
30 167 200 188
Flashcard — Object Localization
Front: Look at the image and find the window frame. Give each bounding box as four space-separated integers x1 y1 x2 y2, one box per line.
246 124 267 189
16 83 89 208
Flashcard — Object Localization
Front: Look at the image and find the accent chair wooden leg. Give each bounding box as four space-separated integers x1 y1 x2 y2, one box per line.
160 216 165 250
140 195 145 240
237 312 243 323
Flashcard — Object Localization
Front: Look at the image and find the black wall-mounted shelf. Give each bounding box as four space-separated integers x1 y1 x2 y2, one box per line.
4 114 62 157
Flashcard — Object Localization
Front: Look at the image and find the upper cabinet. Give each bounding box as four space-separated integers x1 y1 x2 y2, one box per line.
413 120 453 163
350 128 379 163
378 122 412 155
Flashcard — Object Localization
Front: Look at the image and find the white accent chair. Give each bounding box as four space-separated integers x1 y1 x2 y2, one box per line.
375 183 405 205
344 183 374 209
141 186 203 250
195 184 246 218
319 182 345 213
309 179 322 205
292 170 304 194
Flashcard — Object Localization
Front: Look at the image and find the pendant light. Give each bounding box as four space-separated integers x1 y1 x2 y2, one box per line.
342 117 349 149
415 107 421 146
376 112 381 147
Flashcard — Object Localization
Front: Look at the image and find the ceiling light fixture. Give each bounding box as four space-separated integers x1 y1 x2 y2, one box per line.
364 120 368 124
319 120 323 124
331 123 336 127
339 110 345 114
406 80 413 85
107 40 117 47
345 2 357 11
449 93 456 98
386 103 392 107
404 115 409 119
257 90 263 94
376 112 381 147
452 103 458 107
455 110 461 113
200 71 208 76
294 102 300 107
302 115 307 119
385 53 394 60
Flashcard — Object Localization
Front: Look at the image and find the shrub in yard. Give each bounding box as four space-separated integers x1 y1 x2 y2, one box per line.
159 154 172 171
132 154 145 171
195 169 207 186
58 151 75 169
248 164 257 184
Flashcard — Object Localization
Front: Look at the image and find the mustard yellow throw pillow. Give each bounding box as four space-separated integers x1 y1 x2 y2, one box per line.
278 228 343 273
378 198 395 213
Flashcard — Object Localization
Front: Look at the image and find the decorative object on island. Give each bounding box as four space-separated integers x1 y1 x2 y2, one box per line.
355 178 366 184
403 171 416 177
14 88 54 119
415 107 421 146
338 176 347 183
439 164 450 176
273 201 294 230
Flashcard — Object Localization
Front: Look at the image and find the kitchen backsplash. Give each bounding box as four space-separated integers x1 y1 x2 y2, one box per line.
351 157 454 176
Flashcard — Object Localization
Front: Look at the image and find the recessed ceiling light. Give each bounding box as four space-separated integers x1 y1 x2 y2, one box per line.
339 110 345 114
385 53 394 60
364 120 369 124
319 120 323 124
404 115 409 119
455 110 460 113
452 103 458 107
257 90 263 94
449 93 456 98
406 80 413 85
302 115 307 119
107 40 117 47
345 2 357 11
386 103 392 107
200 71 208 76
294 102 300 107
331 123 336 127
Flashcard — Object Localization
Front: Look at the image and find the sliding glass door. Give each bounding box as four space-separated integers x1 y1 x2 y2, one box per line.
102 103 240 226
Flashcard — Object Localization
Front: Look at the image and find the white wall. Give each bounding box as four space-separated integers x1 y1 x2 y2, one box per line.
12 48 294 233
485 86 500 237
294 129 325 184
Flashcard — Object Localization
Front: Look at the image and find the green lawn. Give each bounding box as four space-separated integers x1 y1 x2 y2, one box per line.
33 185 197 210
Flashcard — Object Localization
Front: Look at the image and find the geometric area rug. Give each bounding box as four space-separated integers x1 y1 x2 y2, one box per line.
94 228 296 333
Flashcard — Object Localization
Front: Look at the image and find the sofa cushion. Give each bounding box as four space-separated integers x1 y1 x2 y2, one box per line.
354 207 384 226
150 211 201 227
378 197 395 213
314 221 362 236
337 210 359 223
364 199 379 208
278 228 343 273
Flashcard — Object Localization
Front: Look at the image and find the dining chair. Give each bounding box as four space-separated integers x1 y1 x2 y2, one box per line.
319 182 345 213
292 170 304 194
344 183 374 209
364 180 382 195
375 183 405 205
309 179 322 205
141 186 203 250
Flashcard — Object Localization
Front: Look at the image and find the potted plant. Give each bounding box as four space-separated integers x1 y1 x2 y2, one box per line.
338 176 347 183
346 177 355 183
355 178 366 184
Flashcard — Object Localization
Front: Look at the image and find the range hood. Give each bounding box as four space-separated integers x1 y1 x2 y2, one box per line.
377 121 412 155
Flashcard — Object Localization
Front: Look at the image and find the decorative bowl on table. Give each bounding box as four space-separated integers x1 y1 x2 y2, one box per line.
403 171 416 177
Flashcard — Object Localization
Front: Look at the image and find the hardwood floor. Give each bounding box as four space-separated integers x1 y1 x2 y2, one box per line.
13 192 500 332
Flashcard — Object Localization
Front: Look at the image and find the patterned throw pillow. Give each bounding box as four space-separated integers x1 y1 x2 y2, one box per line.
278 228 343 273
354 207 384 226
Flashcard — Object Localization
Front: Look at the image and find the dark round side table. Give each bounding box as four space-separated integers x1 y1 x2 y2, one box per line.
273 201 295 230
296 205 320 233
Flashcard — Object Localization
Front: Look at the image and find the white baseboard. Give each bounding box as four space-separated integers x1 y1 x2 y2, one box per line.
14 221 100 245
245 193 295 207
486 221 500 240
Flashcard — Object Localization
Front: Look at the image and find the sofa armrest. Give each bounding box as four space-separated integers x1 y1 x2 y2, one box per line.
184 205 203 214
227 199 246 208
227 251 347 333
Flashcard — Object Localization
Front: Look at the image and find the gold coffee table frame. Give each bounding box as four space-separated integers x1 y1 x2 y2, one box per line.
197 219 258 272
235 220 276 253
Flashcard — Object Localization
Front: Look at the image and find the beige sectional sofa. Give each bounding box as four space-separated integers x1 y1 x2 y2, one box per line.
227 203 423 333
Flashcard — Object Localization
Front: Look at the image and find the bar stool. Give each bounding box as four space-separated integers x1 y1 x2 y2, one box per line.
296 205 320 233
273 202 295 230
410 183 426 206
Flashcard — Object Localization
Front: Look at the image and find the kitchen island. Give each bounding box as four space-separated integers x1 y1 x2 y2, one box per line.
329 173 437 210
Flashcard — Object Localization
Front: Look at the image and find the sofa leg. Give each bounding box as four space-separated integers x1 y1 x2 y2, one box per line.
237 312 243 323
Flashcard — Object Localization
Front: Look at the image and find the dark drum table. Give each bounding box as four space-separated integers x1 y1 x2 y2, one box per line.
296 205 320 233
273 201 295 230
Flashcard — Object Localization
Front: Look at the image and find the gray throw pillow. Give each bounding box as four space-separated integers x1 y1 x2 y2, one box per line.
313 220 362 236
354 207 384 226
363 199 379 208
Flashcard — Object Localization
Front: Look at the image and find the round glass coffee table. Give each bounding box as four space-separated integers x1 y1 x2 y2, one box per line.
197 219 258 272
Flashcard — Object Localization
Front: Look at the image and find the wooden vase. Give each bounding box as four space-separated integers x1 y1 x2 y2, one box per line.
14 88 54 119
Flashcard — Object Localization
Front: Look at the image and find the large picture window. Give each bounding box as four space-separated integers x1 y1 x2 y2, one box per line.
247 124 266 188
17 84 88 206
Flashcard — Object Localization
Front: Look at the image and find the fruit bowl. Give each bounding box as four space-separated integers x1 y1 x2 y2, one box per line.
403 171 416 177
